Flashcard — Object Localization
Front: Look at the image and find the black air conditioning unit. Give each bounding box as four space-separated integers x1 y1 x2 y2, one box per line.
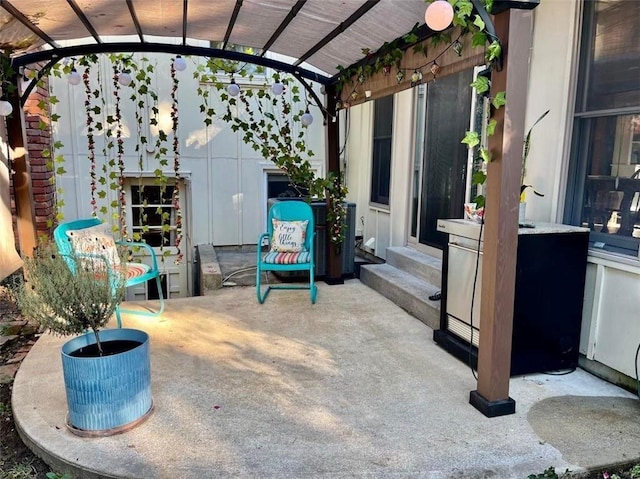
267 198 356 278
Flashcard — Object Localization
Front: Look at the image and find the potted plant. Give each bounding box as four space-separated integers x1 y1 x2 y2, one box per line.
519 109 550 221
12 243 153 436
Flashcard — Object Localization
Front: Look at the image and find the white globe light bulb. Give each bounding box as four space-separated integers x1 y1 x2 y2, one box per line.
227 82 240 97
425 0 454 31
0 100 13 117
301 111 313 127
174 56 187 72
67 70 82 86
118 72 132 86
271 82 284 96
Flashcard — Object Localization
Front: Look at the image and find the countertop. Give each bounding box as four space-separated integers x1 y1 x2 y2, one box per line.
436 218 589 240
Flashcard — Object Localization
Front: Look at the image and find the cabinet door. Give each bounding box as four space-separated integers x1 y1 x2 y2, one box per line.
446 243 483 328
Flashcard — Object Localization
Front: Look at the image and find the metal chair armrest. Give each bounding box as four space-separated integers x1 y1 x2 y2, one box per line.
116 241 159 270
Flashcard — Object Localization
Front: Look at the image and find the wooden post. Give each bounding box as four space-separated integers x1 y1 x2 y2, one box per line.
324 84 343 284
469 8 533 417
6 75 37 257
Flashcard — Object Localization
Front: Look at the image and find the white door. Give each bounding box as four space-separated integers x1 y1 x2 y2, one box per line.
124 178 190 300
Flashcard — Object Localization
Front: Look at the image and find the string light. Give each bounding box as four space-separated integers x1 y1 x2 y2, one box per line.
336 30 463 110
425 0 454 31
271 81 284 96
227 78 240 97
118 71 132 86
173 56 187 72
0 100 13 116
301 108 313 127
67 68 82 86
453 40 463 56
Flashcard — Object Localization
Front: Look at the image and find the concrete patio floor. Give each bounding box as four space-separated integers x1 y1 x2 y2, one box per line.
12 280 640 478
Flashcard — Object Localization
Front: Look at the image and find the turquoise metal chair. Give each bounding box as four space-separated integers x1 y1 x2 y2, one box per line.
53 218 164 327
256 200 317 304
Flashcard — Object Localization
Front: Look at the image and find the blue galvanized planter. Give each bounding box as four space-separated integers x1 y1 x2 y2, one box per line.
61 328 152 435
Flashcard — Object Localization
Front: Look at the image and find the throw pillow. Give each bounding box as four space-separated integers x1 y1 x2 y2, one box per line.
270 219 308 253
66 223 121 271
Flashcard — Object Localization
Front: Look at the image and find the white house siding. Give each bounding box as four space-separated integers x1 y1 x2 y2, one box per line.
525 0 581 223
343 89 413 260
50 51 326 298
342 0 640 386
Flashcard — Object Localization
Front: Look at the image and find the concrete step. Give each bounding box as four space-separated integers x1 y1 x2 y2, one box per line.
386 246 442 287
360 263 441 330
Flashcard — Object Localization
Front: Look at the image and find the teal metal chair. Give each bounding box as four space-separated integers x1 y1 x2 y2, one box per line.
53 218 164 327
256 200 317 304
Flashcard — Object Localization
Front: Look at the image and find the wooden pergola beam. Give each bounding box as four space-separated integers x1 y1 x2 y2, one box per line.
469 7 534 417
5 74 37 257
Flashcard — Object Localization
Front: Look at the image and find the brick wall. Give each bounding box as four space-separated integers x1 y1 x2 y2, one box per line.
10 77 56 244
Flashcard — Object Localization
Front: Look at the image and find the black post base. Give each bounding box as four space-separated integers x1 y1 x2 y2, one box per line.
469 390 516 417
324 277 344 285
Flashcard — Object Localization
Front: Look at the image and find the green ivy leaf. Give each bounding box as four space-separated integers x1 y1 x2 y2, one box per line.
480 148 492 163
487 40 502 62
462 131 480 148
492 91 506 109
473 15 485 31
457 0 473 16
486 118 497 136
471 32 487 48
472 171 487 186
471 76 490 95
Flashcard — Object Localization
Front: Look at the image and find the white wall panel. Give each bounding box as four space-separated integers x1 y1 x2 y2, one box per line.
594 266 640 378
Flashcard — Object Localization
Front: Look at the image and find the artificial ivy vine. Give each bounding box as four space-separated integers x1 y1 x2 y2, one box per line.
170 57 183 264
335 0 505 209
193 62 350 251
80 58 98 215
111 60 127 238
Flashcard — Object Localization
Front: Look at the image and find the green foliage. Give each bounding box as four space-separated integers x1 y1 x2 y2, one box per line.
11 243 125 354
193 66 349 247
46 473 72 479
471 76 490 95
527 466 570 479
0 461 37 479
462 131 480 148
491 91 506 109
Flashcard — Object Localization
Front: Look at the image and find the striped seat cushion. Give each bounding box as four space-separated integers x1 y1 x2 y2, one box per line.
119 262 152 281
262 251 311 264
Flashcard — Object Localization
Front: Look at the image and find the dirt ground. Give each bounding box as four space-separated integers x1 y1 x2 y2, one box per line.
0 283 51 479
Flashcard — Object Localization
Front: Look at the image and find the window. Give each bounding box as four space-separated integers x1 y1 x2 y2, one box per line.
566 0 640 257
130 184 178 247
371 95 394 206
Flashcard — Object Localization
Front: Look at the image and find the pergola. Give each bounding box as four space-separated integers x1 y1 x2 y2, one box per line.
0 0 540 417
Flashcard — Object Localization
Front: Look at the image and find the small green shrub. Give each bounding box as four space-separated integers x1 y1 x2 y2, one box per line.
0 460 37 479
46 472 71 479
528 466 570 479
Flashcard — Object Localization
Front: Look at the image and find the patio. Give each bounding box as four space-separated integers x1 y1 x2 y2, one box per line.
12 281 639 478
